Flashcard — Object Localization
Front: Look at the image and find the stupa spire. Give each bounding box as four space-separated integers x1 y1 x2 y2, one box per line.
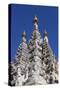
22 31 26 42
44 30 48 43
44 30 48 36
33 16 39 30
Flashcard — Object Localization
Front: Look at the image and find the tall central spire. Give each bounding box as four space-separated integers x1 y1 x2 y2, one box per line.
33 16 39 30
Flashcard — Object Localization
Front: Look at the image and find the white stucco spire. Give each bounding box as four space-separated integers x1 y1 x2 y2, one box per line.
22 31 26 42
44 30 48 43
33 16 39 30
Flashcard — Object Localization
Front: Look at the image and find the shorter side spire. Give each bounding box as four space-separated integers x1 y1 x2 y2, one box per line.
44 30 48 43
44 30 48 37
22 31 26 43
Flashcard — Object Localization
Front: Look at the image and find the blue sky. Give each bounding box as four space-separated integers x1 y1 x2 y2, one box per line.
10 4 58 60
